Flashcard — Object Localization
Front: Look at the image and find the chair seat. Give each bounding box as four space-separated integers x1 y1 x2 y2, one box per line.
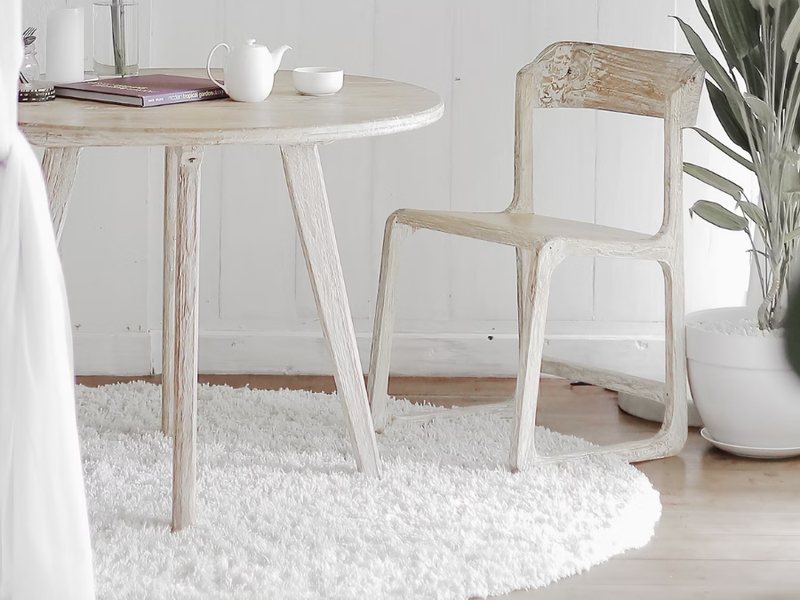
394 209 654 250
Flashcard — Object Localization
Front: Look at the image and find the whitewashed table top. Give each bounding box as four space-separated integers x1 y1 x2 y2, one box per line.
18 69 444 147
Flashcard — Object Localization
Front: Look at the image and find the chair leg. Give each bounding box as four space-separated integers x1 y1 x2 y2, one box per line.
509 245 560 471
515 247 533 363
524 256 688 466
367 214 412 432
657 257 688 455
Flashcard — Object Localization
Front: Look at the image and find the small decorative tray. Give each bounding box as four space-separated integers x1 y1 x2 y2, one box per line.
19 84 56 102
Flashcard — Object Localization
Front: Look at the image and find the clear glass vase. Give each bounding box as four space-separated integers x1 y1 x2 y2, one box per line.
93 0 139 77
20 42 40 84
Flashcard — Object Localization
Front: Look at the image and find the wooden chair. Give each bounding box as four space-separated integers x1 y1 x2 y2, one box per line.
367 42 704 470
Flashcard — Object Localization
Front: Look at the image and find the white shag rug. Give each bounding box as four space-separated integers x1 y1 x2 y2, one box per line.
77 382 661 600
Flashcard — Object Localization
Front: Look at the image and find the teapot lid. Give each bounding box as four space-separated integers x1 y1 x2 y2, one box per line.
243 39 263 47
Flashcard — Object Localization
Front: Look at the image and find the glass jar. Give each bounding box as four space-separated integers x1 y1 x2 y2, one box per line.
20 41 40 84
92 0 139 76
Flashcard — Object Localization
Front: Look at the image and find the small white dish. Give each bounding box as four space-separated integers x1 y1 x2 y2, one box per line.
700 428 800 459
292 67 343 96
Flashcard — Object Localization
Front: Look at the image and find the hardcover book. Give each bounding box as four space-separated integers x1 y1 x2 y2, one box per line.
54 74 228 107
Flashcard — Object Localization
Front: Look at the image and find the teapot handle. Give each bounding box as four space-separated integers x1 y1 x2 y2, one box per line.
206 43 230 93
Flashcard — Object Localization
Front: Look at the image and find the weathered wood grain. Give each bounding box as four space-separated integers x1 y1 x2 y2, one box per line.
42 146 81 246
528 42 702 124
33 72 443 529
171 145 203 532
281 143 382 478
162 146 179 437
18 70 444 148
368 215 412 432
368 42 703 467
509 245 560 470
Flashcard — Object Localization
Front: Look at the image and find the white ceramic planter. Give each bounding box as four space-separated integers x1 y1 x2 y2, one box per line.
686 307 800 451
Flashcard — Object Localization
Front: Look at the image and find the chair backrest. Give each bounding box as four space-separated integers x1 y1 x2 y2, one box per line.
509 41 704 238
530 42 703 121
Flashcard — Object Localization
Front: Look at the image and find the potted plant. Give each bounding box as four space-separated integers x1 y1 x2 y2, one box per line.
676 0 800 456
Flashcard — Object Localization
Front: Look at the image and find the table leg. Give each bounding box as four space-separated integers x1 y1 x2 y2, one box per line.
171 145 203 532
162 147 179 437
280 144 382 478
42 147 82 247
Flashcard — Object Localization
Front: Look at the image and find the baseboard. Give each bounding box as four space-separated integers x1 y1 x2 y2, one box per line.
73 332 152 376
73 326 666 378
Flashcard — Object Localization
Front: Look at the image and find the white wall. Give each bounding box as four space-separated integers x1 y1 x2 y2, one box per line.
22 0 750 377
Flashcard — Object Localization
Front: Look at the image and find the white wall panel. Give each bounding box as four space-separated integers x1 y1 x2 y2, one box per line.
675 0 752 314
61 147 149 333
289 1 376 324
449 0 531 329
371 0 455 327
218 145 295 323
21 0 750 375
149 0 222 68
531 0 599 323
594 0 674 323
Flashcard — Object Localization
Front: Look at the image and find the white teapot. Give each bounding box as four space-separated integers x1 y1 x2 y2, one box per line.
206 39 291 102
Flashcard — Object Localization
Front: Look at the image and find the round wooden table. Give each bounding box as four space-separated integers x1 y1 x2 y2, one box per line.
18 69 443 531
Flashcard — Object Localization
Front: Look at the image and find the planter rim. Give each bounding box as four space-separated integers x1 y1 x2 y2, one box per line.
686 307 790 371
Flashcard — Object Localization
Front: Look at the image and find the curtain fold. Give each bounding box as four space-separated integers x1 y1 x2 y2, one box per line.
0 1 95 598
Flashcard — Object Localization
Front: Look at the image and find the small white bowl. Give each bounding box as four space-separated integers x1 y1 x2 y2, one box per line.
292 67 344 96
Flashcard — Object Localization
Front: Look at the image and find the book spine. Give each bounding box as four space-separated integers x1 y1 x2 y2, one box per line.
142 88 227 107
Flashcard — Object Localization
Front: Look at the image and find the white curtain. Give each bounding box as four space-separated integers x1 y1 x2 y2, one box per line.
0 1 95 598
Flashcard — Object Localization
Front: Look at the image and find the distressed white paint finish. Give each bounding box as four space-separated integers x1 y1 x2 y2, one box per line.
368 216 413 432
171 145 203 531
42 146 81 245
26 74 441 528
510 244 559 469
281 144 381 477
369 42 703 467
19 71 443 147
162 146 178 437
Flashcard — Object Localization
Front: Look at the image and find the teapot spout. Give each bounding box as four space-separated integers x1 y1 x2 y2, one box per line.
270 45 292 74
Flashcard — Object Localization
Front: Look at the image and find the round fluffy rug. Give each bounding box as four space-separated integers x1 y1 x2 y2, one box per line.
76 382 661 600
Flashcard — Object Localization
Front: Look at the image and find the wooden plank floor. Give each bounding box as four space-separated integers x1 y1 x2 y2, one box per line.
78 375 800 598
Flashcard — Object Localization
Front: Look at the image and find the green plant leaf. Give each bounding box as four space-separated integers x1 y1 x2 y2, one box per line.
674 16 745 103
707 80 751 152
749 0 768 9
709 0 761 60
737 200 768 230
696 0 730 59
684 162 745 199
689 127 756 170
785 150 800 168
784 227 800 242
690 200 749 230
782 6 800 54
744 93 777 122
781 162 800 192
775 3 798 80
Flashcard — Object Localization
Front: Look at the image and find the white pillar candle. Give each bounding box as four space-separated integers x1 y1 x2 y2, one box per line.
46 8 84 83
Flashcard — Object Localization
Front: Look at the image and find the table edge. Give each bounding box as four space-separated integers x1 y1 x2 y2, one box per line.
19 97 445 148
